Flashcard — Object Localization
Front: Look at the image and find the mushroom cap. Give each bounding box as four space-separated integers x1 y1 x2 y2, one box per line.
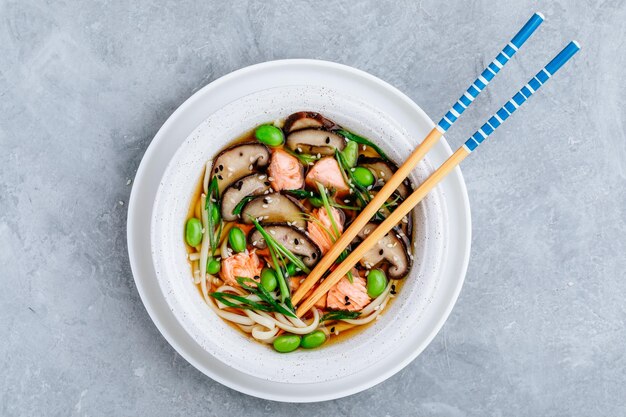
286 129 346 156
248 223 321 268
283 111 338 134
356 222 412 279
241 192 307 229
212 143 270 193
220 173 272 221
357 157 413 199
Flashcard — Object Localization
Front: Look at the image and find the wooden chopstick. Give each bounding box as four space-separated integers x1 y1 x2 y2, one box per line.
296 40 581 317
291 12 546 306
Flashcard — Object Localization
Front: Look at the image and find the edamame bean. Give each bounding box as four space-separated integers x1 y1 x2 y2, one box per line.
211 204 220 225
367 269 387 298
300 330 327 349
353 166 375 187
341 141 359 167
207 258 221 275
255 125 284 147
285 263 297 277
260 268 277 292
228 227 247 253
185 218 203 247
273 334 301 353
309 196 323 207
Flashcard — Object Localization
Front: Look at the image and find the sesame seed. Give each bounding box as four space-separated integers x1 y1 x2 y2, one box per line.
248 164 254 171
118 201 124 206
270 230 276 235
362 145 366 151
126 179 132 186
268 176 275 181
262 204 268 209
258 175 266 180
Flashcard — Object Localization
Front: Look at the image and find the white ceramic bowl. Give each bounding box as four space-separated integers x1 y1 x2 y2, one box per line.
129 60 471 401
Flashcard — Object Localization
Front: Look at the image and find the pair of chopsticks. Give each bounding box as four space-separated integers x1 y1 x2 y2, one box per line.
292 12 580 317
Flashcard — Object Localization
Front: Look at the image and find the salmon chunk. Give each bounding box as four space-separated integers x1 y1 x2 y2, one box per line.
326 271 371 312
305 157 350 194
307 207 344 254
220 252 263 287
268 149 304 191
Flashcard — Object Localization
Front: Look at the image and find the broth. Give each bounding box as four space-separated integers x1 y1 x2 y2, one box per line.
184 112 414 352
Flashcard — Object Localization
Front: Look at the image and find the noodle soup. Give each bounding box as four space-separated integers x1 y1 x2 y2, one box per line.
184 112 415 352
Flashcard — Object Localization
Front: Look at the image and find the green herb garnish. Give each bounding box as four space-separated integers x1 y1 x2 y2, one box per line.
284 147 319 166
284 189 315 199
335 129 390 162
231 194 256 216
335 149 371 206
321 310 362 321
250 217 311 274
205 177 222 256
316 182 353 283
210 277 297 318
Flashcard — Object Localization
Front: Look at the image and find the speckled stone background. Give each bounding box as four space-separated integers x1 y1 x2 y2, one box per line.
1 0 625 415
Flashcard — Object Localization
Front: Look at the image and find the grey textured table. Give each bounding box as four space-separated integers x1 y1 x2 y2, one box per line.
2 0 625 415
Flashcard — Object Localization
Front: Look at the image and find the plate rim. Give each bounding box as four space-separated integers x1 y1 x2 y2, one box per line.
127 59 472 402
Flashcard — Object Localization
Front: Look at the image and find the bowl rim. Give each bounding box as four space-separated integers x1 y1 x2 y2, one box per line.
127 59 471 402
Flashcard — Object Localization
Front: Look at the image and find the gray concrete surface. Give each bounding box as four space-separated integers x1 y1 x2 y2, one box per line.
1 0 625 415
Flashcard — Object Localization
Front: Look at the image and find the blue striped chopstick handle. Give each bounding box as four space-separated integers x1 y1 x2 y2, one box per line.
463 41 581 152
436 12 545 134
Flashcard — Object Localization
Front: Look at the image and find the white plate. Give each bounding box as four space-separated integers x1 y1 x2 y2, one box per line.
128 60 471 402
